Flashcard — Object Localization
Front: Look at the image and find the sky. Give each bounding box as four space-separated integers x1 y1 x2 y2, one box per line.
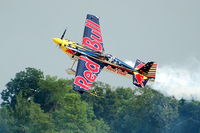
1 0 200 100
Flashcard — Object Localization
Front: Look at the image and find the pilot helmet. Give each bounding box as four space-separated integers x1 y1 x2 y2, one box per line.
106 54 112 58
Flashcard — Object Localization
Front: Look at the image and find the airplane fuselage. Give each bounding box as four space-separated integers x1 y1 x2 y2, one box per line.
52 38 141 79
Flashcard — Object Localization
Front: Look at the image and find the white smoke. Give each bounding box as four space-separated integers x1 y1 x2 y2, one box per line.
125 58 200 100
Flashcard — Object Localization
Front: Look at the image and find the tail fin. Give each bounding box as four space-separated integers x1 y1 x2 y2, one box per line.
133 59 157 87
146 62 157 81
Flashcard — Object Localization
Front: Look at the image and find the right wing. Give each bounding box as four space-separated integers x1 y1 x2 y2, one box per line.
73 55 104 94
82 14 104 53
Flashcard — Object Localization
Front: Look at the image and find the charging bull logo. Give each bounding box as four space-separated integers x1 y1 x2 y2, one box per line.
133 72 147 88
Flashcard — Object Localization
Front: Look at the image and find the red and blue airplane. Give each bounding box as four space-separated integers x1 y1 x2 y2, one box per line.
52 14 157 95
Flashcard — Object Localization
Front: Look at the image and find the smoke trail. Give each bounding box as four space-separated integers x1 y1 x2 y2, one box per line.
125 58 200 100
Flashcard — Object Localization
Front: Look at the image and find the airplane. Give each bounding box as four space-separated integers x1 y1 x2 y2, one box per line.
52 14 157 95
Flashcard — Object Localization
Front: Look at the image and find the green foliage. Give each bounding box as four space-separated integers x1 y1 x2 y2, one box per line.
1 67 200 133
171 99 200 133
1 67 44 107
34 76 72 112
0 68 109 133
112 87 178 133
0 106 15 133
52 93 109 133
12 93 54 133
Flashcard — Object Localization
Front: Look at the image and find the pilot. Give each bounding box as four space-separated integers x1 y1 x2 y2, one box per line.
105 54 113 61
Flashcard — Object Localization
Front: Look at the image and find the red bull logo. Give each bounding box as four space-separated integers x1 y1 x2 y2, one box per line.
133 73 146 88
74 56 100 90
106 65 128 76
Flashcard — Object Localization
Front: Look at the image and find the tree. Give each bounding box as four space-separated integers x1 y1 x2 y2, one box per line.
34 76 73 112
0 93 55 133
4 67 200 133
12 93 55 133
81 83 135 133
171 99 200 133
1 67 44 107
0 106 15 133
113 87 179 133
0 68 110 133
52 93 110 133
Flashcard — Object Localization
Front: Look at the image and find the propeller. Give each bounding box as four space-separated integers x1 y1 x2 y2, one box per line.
52 28 67 48
61 28 67 39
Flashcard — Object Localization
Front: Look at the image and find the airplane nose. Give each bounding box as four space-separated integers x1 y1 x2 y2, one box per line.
52 38 62 45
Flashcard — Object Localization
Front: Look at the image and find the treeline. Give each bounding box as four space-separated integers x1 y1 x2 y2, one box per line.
1 67 200 133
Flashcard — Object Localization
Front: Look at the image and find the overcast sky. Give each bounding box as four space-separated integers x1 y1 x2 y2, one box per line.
1 0 200 94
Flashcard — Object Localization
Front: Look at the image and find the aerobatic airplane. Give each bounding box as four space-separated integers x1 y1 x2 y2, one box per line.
52 14 157 95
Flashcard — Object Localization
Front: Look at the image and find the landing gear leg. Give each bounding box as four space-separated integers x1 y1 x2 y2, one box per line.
66 60 77 75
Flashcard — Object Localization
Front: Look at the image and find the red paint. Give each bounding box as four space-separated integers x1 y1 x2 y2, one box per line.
82 37 103 53
135 74 145 87
86 23 101 33
74 76 92 90
91 30 103 43
86 19 100 29
66 49 76 55
83 19 103 53
84 70 97 82
80 56 100 73
106 65 128 76
136 64 145 70
74 56 100 90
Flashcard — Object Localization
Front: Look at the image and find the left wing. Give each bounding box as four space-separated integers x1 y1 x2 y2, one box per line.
82 14 104 53
73 55 104 94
